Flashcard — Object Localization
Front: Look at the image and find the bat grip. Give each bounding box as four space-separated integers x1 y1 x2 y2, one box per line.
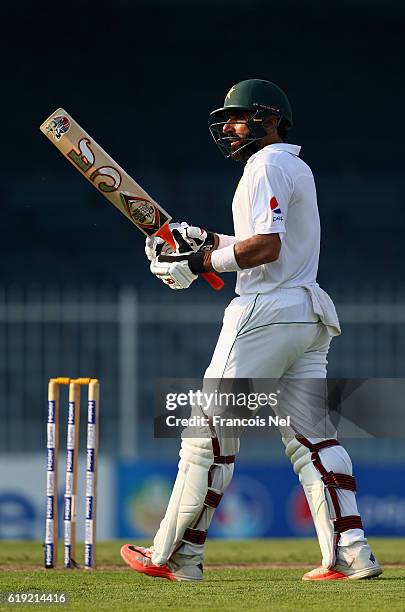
156 224 224 291
201 272 225 291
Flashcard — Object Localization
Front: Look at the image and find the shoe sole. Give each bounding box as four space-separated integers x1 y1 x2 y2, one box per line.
120 545 202 582
170 574 203 582
303 566 383 581
303 570 347 581
345 567 383 580
120 545 177 581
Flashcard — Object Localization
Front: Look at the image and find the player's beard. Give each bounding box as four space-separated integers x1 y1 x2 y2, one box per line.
230 136 260 161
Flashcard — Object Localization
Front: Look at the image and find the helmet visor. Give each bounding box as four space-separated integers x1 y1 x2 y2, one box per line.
209 110 267 160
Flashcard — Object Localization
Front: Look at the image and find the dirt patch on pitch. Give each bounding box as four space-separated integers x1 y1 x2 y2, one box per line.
207 563 405 570
1 562 405 572
208 563 310 569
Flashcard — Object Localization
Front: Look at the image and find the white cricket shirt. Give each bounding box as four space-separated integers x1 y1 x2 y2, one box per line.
233 142 320 295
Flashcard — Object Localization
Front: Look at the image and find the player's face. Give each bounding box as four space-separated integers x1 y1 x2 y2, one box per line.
222 112 252 159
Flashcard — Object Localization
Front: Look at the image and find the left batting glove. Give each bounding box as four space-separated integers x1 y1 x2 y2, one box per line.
144 221 189 262
150 229 208 290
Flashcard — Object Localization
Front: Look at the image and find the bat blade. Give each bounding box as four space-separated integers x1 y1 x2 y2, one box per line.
40 109 224 290
40 108 171 237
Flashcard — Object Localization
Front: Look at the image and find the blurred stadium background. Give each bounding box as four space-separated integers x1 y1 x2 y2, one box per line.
1 0 404 546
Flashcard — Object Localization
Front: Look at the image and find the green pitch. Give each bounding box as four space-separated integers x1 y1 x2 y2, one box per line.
1 539 404 611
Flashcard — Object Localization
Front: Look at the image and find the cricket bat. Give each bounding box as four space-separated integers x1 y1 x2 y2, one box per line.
39 109 224 291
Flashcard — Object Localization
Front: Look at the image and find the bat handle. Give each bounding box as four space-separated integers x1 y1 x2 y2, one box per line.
156 224 225 291
201 272 225 291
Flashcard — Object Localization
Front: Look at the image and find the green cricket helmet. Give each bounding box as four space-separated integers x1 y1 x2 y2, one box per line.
209 79 293 160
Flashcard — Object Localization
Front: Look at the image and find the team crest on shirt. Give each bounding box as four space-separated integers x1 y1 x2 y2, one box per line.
270 196 283 222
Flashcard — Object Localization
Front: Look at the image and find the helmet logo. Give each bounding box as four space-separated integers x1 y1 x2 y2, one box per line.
226 85 236 100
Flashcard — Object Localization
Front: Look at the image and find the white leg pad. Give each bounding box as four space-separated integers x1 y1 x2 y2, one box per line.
173 463 234 562
152 437 214 565
318 445 365 548
284 436 337 568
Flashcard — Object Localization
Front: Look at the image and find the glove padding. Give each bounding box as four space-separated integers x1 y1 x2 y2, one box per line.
145 222 215 262
177 225 216 252
144 223 182 262
150 229 204 290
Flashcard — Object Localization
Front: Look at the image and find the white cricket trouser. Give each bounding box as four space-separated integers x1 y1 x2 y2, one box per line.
207 288 329 377
204 287 331 455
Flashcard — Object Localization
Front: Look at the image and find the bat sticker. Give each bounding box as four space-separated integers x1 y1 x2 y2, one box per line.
120 192 169 235
45 115 71 140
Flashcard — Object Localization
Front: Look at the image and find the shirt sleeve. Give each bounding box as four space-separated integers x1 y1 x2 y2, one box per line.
249 163 293 236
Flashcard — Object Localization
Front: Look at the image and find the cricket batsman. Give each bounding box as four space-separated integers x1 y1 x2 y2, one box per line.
121 79 382 581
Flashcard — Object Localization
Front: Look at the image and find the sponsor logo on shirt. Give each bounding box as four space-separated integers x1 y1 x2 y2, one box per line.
270 196 283 222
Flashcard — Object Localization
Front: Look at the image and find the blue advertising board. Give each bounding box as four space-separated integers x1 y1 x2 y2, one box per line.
116 461 405 539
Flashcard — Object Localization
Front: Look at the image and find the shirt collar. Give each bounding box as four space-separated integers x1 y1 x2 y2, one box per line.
266 143 301 155
247 142 301 164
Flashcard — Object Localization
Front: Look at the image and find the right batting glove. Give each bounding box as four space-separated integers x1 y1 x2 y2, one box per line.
173 224 218 253
145 221 217 262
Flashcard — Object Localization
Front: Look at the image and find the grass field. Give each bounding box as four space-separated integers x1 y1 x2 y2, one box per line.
1 539 404 611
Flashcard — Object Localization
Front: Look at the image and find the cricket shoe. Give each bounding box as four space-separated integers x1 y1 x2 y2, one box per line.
120 545 203 582
303 542 382 580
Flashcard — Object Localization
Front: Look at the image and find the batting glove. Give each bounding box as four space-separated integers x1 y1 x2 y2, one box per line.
174 225 218 253
144 226 178 262
145 222 217 262
150 230 208 290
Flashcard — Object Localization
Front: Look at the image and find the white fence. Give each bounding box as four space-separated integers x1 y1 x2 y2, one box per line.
1 285 405 457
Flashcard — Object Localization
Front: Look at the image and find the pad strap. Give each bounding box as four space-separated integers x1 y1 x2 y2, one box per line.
322 472 356 492
204 489 222 508
296 436 340 454
214 454 235 464
211 437 235 464
335 515 363 532
296 436 362 533
183 528 207 545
